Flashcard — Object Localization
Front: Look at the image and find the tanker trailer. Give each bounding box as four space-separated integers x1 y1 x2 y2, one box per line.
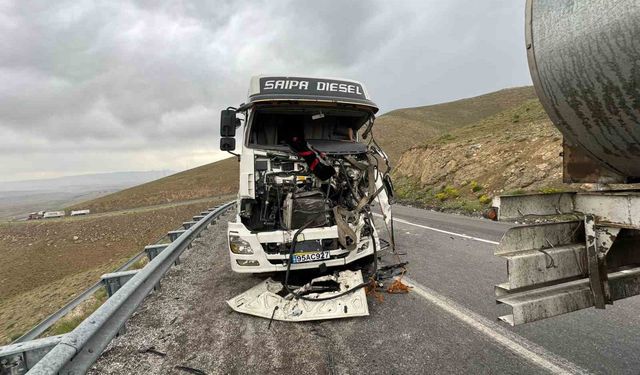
492 0 640 325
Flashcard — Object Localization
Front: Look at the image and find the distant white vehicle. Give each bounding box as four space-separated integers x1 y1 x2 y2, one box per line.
70 209 90 216
43 211 65 219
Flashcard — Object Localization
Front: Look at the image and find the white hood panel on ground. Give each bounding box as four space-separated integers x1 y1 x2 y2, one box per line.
226 270 369 321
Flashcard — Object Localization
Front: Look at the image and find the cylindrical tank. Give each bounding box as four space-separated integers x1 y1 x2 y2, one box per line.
526 0 640 180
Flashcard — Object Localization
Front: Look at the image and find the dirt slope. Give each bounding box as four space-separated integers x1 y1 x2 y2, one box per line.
67 157 239 213
1 157 240 343
373 87 537 163
0 197 230 343
393 98 567 213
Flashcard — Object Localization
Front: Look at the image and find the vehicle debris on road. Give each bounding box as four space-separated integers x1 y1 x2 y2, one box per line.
227 270 370 322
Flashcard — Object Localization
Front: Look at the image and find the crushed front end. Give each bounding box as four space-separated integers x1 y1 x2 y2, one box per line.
222 76 399 321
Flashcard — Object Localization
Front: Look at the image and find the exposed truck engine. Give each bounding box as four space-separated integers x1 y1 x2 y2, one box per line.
492 0 640 325
220 76 393 274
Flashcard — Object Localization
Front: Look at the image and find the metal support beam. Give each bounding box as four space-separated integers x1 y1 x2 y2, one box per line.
585 215 609 308
575 192 640 228
493 193 575 220
495 221 586 291
494 191 640 325
498 266 640 325
584 216 621 309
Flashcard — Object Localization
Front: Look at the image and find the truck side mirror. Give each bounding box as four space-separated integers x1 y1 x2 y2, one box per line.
220 109 240 137
220 137 236 151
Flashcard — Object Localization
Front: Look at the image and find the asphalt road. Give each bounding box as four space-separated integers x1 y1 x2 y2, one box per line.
390 205 640 375
91 205 640 374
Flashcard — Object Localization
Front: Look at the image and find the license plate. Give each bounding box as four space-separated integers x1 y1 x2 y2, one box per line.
291 251 330 264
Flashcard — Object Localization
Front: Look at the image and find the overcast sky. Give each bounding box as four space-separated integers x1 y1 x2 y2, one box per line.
0 0 531 182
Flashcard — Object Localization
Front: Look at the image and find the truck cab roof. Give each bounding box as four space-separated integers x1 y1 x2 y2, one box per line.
244 75 378 113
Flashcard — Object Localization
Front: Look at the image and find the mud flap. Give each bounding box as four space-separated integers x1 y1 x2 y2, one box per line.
226 270 369 321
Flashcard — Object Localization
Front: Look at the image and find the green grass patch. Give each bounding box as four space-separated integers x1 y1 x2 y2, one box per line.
130 256 149 270
539 187 565 194
9 331 24 342
478 194 492 205
438 133 456 142
47 288 109 336
505 189 526 196
436 186 460 201
442 199 484 213
470 181 483 192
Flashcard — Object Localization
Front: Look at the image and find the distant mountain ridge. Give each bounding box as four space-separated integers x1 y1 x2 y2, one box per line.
0 170 176 219
0 170 175 193
67 158 239 213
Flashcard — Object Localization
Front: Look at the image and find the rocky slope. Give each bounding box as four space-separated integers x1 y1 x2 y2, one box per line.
393 98 567 213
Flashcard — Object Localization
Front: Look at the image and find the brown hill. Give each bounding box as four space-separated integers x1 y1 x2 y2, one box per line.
0 197 230 344
2 157 239 343
68 157 239 213
373 86 538 163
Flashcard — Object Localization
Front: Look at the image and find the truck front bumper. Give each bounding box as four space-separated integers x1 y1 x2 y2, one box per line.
227 221 377 273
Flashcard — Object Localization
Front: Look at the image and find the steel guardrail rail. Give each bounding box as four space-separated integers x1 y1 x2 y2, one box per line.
14 252 147 344
26 201 234 374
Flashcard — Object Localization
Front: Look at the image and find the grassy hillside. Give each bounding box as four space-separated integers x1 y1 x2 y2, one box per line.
393 97 567 214
67 157 239 213
1 158 240 343
0 197 230 343
373 86 537 163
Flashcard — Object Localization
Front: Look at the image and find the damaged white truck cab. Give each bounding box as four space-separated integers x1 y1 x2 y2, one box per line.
219 75 394 274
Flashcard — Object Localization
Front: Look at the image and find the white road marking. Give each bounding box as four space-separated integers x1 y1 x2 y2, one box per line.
373 213 499 245
404 277 589 375
378 212 587 372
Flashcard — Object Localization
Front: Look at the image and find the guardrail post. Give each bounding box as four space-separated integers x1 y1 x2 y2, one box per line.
100 270 139 336
0 335 64 375
182 221 197 229
167 229 188 255
167 230 186 242
101 270 139 298
144 243 179 267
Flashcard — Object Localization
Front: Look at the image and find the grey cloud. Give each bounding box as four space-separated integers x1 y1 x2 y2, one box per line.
0 0 531 182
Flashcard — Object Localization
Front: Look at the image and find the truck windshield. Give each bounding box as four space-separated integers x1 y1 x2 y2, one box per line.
247 106 371 150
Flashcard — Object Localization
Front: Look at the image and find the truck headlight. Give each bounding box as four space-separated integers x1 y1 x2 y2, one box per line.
229 235 254 254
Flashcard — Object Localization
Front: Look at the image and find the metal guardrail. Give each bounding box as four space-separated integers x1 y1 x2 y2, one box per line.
0 201 233 375
14 251 147 344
